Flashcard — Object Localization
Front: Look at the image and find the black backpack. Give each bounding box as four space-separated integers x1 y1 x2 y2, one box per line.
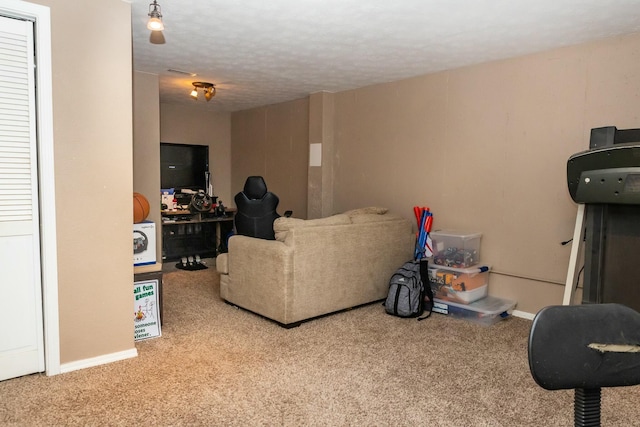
384 259 433 320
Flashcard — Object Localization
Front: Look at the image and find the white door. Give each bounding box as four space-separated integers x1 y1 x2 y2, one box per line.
0 15 45 381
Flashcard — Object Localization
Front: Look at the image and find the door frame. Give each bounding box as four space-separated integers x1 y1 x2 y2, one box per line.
1 0 60 376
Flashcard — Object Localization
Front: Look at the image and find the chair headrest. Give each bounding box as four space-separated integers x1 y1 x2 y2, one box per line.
243 176 268 199
528 303 640 390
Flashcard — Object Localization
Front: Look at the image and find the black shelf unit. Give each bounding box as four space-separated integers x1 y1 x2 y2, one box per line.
161 211 234 262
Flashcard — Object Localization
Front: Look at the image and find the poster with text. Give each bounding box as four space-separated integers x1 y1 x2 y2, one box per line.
134 279 161 341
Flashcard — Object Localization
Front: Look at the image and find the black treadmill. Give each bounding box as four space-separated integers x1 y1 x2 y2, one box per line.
567 126 640 311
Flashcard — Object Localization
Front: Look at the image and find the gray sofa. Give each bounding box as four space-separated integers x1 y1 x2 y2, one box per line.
216 207 414 327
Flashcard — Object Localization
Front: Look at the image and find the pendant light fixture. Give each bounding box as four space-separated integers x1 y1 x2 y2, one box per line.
147 0 164 31
190 82 216 102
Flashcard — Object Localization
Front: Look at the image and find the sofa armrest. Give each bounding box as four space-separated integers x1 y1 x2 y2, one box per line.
227 235 293 270
215 253 229 274
222 235 294 324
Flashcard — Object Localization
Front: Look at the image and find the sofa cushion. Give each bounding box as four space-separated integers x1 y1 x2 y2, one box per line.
350 212 401 224
343 206 388 217
274 214 351 244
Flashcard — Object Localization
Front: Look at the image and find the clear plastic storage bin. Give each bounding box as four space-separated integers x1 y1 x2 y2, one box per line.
431 230 482 268
428 265 490 304
432 295 516 326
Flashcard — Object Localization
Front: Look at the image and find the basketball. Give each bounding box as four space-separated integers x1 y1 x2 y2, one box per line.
133 192 150 223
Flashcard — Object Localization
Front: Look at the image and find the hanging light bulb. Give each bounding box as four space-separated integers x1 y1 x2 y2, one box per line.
147 0 164 31
190 87 198 100
204 85 216 102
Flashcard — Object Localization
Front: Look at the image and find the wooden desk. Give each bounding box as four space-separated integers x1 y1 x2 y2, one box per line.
161 209 234 261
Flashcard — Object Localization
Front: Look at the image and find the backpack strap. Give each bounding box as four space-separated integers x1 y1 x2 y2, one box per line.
418 258 433 321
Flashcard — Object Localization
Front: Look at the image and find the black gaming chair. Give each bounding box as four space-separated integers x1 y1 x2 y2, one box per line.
234 176 280 240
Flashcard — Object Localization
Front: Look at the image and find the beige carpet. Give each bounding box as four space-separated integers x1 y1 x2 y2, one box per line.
1 266 639 426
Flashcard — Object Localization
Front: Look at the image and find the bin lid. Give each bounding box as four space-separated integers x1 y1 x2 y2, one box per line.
427 264 490 274
434 295 516 315
430 230 482 239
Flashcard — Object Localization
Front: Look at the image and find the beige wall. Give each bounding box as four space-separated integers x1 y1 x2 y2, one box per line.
231 33 640 314
160 103 232 206
30 0 135 363
230 97 309 218
331 33 640 314
133 71 161 259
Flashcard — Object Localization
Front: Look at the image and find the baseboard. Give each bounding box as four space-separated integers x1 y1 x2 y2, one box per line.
512 310 535 321
59 348 138 374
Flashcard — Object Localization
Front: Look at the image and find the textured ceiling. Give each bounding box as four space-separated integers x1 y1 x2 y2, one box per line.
130 0 640 113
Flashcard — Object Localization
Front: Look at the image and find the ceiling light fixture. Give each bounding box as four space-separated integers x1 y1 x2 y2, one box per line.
147 0 164 31
190 82 216 102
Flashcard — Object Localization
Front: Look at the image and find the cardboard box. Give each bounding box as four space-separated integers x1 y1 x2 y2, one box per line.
428 265 490 304
133 221 156 266
431 230 482 268
432 296 516 326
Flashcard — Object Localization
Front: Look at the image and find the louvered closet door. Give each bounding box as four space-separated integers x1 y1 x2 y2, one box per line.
0 15 44 381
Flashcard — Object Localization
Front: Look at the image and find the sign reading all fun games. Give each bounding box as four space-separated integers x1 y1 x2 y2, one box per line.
134 279 161 341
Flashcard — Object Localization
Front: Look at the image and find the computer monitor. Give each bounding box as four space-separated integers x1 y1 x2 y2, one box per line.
160 142 209 192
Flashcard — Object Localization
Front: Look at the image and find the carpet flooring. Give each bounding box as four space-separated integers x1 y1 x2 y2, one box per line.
1 266 639 426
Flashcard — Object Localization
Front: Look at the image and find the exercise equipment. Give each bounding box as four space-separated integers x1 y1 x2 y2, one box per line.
564 126 640 310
